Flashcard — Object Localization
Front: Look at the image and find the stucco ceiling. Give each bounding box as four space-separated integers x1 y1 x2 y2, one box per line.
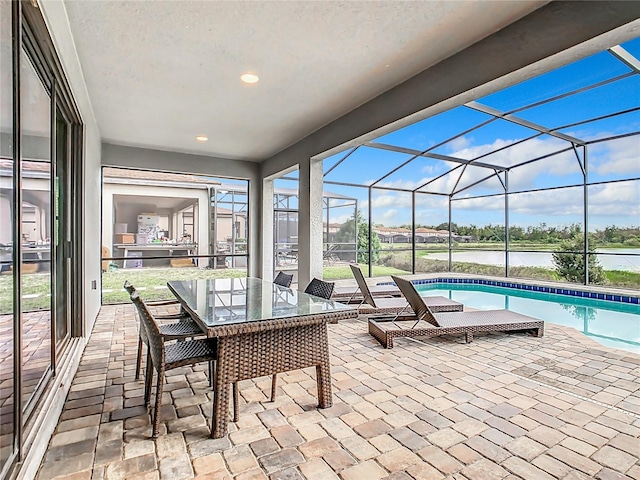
63 0 547 162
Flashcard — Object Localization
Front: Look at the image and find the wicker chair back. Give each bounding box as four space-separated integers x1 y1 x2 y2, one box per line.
274 271 294 288
123 280 135 295
391 276 439 326
130 291 165 371
304 278 335 300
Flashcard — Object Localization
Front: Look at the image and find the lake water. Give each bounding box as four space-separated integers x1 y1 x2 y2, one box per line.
424 248 640 271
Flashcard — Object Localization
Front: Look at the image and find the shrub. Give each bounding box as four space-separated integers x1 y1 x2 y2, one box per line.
552 236 605 284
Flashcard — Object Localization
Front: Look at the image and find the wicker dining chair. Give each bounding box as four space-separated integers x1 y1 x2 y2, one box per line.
130 291 221 437
274 271 294 288
269 277 335 402
124 281 204 379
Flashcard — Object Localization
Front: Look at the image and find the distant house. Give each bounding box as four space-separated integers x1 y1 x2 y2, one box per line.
374 225 459 244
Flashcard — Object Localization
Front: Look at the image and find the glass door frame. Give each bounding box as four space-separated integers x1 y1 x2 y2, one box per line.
4 1 85 471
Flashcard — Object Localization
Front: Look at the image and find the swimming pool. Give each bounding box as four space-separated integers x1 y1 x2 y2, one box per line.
415 283 640 354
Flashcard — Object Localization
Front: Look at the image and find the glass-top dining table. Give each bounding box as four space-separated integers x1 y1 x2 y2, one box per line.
167 277 358 438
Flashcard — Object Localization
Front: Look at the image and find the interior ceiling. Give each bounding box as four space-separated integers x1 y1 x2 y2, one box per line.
114 194 194 211
63 0 547 162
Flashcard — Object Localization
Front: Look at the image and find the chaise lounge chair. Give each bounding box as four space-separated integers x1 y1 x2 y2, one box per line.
368 275 544 348
332 264 401 301
338 264 463 315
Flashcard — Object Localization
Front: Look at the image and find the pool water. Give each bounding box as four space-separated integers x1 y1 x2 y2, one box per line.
415 283 640 354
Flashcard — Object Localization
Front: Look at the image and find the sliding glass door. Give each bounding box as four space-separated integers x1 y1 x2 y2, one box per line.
20 47 53 420
0 3 83 475
0 0 15 474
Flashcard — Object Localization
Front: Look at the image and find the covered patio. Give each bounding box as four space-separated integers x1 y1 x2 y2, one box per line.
3 1 640 479
36 295 639 479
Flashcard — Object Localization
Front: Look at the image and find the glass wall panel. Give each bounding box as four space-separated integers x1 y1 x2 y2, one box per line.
588 180 640 288
376 106 492 150
451 195 505 249
452 167 504 197
431 118 539 160
54 109 71 347
414 193 449 274
323 146 412 186
0 0 14 469
273 176 298 280
557 110 640 143
321 184 372 279
478 50 631 112
213 185 248 269
509 186 584 248
414 163 464 195
371 189 412 276
101 169 249 303
504 139 582 192
451 251 506 276
477 134 574 172
323 195 357 264
378 156 456 191
518 76 640 129
508 251 562 281
20 50 52 414
588 137 640 183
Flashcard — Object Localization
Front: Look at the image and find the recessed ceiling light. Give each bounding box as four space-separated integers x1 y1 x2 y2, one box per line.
240 72 259 84
196 135 208 142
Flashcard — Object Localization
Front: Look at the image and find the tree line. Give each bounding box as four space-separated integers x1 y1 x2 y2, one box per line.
394 223 640 245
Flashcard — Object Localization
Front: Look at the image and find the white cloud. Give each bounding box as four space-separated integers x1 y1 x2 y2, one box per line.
336 134 638 228
329 213 353 225
376 136 581 195
379 209 400 224
509 189 584 216
420 164 440 175
588 182 640 217
591 136 640 175
371 193 413 209
448 135 472 152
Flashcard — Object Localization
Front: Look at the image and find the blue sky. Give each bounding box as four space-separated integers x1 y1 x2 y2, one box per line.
312 36 640 231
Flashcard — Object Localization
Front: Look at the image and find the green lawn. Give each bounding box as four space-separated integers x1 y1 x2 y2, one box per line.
322 264 409 280
101 267 247 304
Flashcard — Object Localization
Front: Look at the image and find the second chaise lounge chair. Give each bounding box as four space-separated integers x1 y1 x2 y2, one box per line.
368 275 544 348
332 264 401 301
340 264 463 315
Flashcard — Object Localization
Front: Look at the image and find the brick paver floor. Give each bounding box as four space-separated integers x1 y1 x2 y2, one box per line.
36 303 640 479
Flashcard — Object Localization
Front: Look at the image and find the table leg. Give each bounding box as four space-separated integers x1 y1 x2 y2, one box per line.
316 363 333 409
211 369 230 438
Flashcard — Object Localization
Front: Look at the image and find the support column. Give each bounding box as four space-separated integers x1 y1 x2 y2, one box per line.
298 157 323 288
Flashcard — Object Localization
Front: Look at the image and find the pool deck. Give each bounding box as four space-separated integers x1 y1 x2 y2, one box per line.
36 298 639 480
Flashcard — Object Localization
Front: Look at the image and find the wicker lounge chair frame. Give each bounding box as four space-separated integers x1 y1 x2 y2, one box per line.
341 264 463 316
368 275 544 348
